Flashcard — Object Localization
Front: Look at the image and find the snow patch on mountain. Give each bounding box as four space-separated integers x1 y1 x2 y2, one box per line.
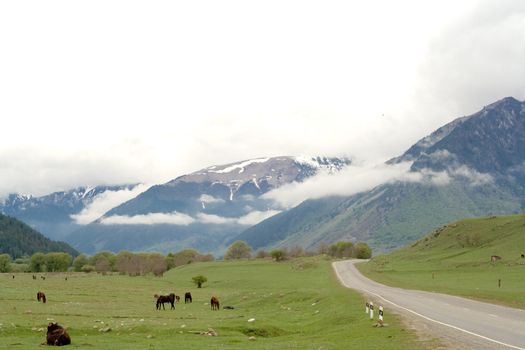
208 158 270 174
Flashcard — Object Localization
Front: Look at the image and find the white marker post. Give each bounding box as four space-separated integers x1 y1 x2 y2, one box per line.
379 306 384 322
369 302 374 320
365 302 369 314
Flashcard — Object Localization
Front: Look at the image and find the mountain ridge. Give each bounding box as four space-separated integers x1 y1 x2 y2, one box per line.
65 155 351 254
237 97 525 253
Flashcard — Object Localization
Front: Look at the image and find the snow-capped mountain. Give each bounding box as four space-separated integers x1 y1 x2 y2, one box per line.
65 156 351 254
0 185 137 239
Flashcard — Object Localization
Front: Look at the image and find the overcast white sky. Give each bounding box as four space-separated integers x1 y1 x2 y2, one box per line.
1 0 525 197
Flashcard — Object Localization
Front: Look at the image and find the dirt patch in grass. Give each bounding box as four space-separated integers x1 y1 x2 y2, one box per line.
236 326 289 338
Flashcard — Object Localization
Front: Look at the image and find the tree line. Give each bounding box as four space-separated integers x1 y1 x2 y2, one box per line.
224 240 371 261
1 240 371 274
0 249 213 275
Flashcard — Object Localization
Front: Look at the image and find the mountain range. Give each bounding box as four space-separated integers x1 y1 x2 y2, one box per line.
2 97 524 256
238 97 525 252
0 185 137 240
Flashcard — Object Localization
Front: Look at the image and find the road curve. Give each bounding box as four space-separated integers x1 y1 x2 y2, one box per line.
333 260 525 350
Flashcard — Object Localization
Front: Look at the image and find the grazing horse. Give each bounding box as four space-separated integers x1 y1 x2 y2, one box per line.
156 293 175 310
185 292 192 303
210 296 220 310
37 291 46 303
46 322 71 346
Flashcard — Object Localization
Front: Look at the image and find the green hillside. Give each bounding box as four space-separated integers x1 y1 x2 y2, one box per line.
0 214 78 258
358 214 525 308
239 179 523 253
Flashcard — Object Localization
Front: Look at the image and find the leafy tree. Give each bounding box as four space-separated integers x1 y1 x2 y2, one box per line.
270 249 287 262
45 252 72 272
354 242 372 259
72 254 89 272
225 240 252 260
0 253 12 272
90 251 116 272
192 274 208 288
328 241 354 258
30 252 47 272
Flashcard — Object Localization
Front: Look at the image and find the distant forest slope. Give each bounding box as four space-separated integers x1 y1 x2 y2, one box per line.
0 214 79 258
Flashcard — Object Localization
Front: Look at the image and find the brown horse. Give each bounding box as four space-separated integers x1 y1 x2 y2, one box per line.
46 322 71 346
37 291 46 303
156 293 175 310
210 296 220 310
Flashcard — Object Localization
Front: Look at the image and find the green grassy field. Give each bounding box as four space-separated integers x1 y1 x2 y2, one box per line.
358 214 525 309
0 257 426 349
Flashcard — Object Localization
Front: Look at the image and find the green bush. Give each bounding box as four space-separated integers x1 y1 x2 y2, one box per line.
192 274 208 288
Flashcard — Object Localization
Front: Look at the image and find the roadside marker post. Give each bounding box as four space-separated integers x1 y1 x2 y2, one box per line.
379 306 384 322
365 302 369 314
369 302 374 320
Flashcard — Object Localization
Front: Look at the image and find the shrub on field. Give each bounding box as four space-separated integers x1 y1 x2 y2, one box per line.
192 274 208 288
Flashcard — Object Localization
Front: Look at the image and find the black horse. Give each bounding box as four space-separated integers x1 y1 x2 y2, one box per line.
156 293 175 310
184 292 192 303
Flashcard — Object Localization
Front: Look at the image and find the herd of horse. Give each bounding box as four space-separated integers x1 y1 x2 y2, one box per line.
154 291 220 310
37 289 221 311
27 276 222 346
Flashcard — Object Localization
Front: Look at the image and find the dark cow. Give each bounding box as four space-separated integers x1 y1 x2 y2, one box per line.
184 292 192 304
37 291 46 303
156 293 175 310
210 296 220 310
46 322 71 346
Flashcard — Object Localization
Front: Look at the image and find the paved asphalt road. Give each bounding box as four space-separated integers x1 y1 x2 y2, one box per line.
333 260 525 350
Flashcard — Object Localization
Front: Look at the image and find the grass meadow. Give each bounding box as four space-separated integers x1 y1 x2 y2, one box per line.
0 257 426 349
358 215 525 309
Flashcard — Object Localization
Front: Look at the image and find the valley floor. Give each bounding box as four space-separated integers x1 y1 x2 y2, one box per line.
0 257 431 349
